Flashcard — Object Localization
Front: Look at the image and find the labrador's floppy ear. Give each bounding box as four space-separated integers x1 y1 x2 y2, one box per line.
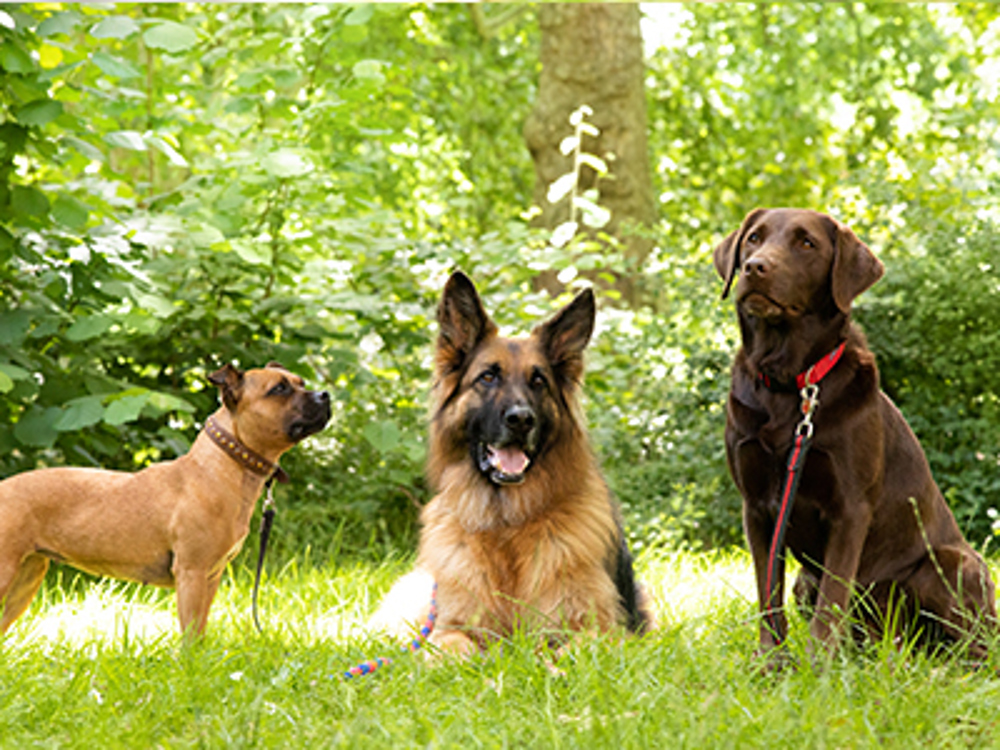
830 219 884 313
713 208 768 300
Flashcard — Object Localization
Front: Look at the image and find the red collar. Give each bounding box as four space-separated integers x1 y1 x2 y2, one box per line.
759 341 846 393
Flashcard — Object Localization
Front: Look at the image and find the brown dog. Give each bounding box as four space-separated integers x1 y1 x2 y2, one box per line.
714 208 996 658
372 271 648 655
0 362 330 637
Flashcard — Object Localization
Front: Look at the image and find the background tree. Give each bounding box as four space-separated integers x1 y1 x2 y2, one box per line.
524 4 656 300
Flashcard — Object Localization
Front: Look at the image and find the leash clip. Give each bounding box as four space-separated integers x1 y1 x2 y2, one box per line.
264 476 276 512
795 383 820 439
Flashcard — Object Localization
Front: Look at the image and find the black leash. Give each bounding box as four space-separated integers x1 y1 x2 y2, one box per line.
252 475 278 634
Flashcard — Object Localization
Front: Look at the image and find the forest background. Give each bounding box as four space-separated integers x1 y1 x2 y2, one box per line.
2 2 1000 567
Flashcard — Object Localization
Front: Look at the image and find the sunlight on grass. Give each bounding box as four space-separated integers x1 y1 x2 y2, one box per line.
642 547 755 626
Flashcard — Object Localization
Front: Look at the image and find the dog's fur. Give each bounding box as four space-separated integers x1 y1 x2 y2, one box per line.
0 362 330 636
714 207 996 657
372 272 647 655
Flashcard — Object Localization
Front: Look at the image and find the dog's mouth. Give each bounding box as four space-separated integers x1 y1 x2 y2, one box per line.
478 442 532 485
739 290 790 320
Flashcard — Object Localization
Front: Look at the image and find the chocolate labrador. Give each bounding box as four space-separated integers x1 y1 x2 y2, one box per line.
714 207 995 659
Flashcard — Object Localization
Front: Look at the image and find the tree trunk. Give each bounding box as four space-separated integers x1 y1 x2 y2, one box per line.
524 4 655 302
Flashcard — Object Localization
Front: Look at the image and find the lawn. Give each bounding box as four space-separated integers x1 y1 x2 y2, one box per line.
2 550 999 748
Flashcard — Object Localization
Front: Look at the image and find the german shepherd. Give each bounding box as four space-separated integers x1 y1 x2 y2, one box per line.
371 271 648 656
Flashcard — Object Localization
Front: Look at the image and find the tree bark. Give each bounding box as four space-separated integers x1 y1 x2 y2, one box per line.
524 4 655 300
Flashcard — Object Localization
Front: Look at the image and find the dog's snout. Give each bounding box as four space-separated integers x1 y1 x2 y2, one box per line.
744 256 768 277
314 390 330 405
503 404 536 432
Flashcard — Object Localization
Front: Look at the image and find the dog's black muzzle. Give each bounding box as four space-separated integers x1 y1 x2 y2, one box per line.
288 390 331 441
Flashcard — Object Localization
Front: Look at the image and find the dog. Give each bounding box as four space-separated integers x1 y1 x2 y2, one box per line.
371 271 648 656
0 362 330 637
714 207 996 659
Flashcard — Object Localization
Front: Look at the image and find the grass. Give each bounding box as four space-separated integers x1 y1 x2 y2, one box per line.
2 549 1000 748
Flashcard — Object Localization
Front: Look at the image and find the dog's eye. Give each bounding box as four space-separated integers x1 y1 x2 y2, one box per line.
747 232 761 245
268 381 291 397
802 237 815 249
478 370 499 386
530 370 548 390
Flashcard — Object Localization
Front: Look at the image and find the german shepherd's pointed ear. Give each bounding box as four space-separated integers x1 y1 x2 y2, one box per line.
713 208 768 300
830 219 884 314
436 271 498 374
208 363 244 411
536 287 595 384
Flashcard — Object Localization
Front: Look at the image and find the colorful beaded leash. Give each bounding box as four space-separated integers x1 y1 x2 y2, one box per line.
344 582 438 678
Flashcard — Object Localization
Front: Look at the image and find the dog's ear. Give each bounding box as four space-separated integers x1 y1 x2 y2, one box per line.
830 219 884 313
436 271 497 373
714 208 767 300
208 363 244 412
265 361 289 372
536 287 595 384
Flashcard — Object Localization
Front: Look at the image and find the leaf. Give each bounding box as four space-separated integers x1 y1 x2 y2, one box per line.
0 41 34 73
574 195 611 229
550 221 579 249
345 5 374 25
14 407 62 448
92 51 142 80
147 391 196 413
143 21 198 53
352 59 385 85
66 314 113 342
52 194 89 230
261 149 313 178
230 239 273 266
103 391 151 426
0 311 31 346
546 173 576 204
14 99 63 127
104 130 147 151
11 186 49 217
578 153 609 175
147 135 188 167
559 135 580 156
0 371 12 394
37 11 80 38
363 420 401 453
54 396 105 431
90 15 139 40
63 135 105 162
0 362 30 381
132 290 176 317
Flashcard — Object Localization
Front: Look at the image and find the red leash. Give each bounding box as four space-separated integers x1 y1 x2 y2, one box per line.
759 342 845 644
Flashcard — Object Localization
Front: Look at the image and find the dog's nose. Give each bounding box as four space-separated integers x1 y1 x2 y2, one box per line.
316 391 330 405
744 256 768 277
504 404 536 432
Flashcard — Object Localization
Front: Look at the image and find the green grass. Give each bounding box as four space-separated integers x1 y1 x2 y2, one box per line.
2 550 1000 748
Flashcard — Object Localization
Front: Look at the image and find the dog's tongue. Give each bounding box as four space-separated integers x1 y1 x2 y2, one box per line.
492 446 529 475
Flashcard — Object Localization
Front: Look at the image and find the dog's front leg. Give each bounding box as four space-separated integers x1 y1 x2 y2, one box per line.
809 508 871 654
174 566 221 638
